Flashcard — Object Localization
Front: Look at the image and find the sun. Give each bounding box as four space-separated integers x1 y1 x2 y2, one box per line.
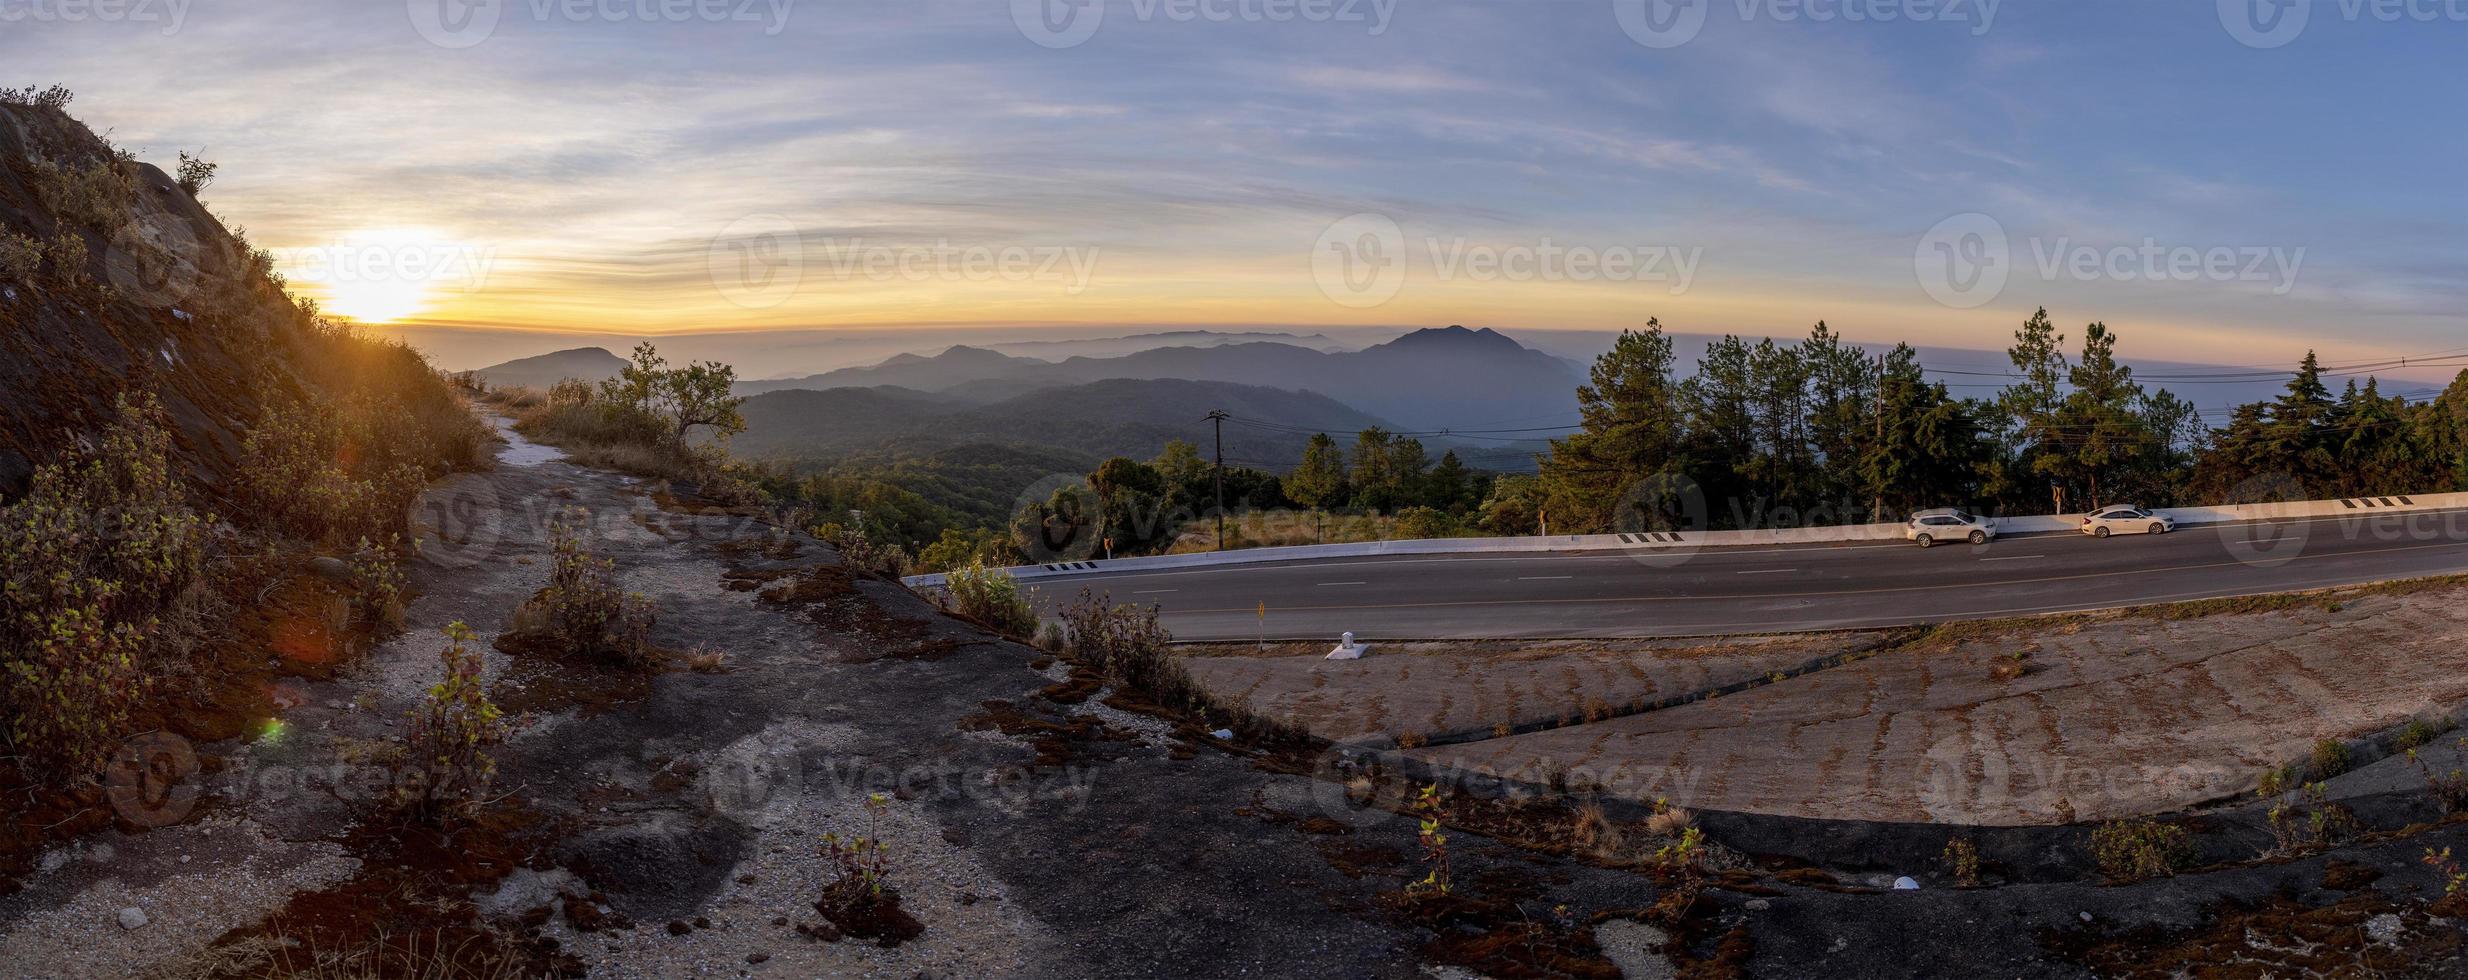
287 228 477 324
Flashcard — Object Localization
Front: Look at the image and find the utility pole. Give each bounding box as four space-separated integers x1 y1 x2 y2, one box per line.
1206 410 1229 551
1872 351 1886 523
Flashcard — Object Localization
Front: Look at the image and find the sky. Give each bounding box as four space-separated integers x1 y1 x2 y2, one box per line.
9 0 2467 372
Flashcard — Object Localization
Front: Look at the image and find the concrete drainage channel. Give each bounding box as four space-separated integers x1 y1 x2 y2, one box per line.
902 491 2468 590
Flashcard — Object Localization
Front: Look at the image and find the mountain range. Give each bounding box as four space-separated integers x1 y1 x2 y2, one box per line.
734 325 1583 433
725 378 1395 470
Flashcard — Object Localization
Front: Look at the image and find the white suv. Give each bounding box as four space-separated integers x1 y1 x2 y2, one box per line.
2081 505 2176 538
1906 508 1996 548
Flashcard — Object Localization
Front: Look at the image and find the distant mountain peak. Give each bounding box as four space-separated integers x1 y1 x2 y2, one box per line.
1380 324 1526 351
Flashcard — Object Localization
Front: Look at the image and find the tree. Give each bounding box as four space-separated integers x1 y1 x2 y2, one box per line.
175 151 215 196
1997 308 2069 506
1859 345 1995 515
1426 450 1474 512
1284 433 1349 511
601 342 746 449
1350 428 1400 511
1537 319 1688 532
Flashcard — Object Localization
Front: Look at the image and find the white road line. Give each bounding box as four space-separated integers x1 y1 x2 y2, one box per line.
1133 589 1179 594
1735 568 1798 575
1517 575 1574 581
1317 581 1367 587
1979 555 2044 562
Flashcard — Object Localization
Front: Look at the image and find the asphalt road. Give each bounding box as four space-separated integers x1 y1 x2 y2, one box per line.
1029 509 2468 641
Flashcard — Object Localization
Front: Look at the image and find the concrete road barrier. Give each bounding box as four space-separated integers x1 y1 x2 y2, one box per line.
902 491 2468 588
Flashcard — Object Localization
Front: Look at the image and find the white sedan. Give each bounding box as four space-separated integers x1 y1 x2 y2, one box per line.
2080 505 2176 538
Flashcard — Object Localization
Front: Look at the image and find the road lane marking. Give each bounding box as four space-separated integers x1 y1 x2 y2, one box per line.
1979 555 2044 562
1133 589 1178 594
1517 575 1573 581
1316 581 1367 587
1735 568 1798 575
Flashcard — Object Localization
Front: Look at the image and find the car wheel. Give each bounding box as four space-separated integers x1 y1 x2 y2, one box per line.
2149 522 2165 535
1969 530 1987 545
2095 526 2111 539
1916 534 1934 549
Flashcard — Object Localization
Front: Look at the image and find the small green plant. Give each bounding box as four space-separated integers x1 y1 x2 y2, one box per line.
27 155 133 231
532 509 657 668
2310 738 2352 781
399 622 506 825
1941 837 1981 888
2089 818 2192 883
942 558 1038 639
821 793 894 905
2425 847 2466 899
2396 718 2445 752
347 537 409 634
2257 763 2298 799
174 151 215 196
1408 783 1452 897
2409 741 2468 814
1648 825 1709 924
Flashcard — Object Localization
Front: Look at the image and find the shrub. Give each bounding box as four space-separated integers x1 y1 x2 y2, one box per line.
237 399 427 546
44 230 88 285
1059 591 1192 708
0 394 205 785
943 559 1038 638
2310 738 2352 781
347 537 409 634
1645 804 1694 839
1032 621 1065 654
27 155 133 231
174 151 215 196
2411 742 2468 814
0 233 39 282
398 622 506 825
812 522 911 580
2397 718 2445 753
2089 818 2192 882
0 84 74 109
1391 506 1457 540
598 342 745 449
2266 782 2359 856
1941 837 1981 887
546 378 594 408
531 509 656 668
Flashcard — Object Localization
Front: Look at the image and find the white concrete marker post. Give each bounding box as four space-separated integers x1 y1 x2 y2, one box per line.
1326 630 1368 660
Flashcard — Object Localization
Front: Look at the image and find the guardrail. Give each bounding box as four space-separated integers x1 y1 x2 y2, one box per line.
900 491 2468 588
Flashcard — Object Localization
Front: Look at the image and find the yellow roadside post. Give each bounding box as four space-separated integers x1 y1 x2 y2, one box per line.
1257 601 1266 651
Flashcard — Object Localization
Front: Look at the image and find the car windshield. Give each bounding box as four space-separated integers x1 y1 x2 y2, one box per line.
1954 512 1975 523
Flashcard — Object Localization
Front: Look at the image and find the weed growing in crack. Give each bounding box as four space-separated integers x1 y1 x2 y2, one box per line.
941 558 1038 639
1941 837 1981 888
1408 783 1452 898
521 509 656 669
398 621 506 826
816 793 923 946
2089 817 2192 883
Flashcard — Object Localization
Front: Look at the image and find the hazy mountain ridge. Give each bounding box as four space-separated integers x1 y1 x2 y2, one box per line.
468 346 629 391
733 325 1584 431
727 377 1397 470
